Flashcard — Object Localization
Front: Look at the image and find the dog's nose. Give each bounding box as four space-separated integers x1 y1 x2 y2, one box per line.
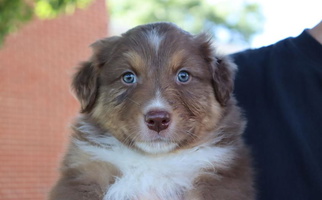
145 111 171 132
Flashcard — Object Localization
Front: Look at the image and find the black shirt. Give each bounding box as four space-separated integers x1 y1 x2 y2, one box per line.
231 30 322 200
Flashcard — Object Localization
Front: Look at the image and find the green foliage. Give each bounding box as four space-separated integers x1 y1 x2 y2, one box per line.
109 0 264 44
35 0 92 19
0 0 263 46
0 0 93 46
0 0 33 46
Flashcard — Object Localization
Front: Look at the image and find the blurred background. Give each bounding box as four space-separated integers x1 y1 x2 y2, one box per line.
0 0 320 199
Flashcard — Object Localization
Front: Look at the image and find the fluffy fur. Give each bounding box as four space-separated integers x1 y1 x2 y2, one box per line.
49 22 254 200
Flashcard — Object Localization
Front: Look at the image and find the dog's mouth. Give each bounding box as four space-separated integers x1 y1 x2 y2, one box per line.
135 140 178 154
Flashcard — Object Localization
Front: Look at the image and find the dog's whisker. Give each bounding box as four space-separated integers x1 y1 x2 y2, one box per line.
125 97 141 107
122 132 137 147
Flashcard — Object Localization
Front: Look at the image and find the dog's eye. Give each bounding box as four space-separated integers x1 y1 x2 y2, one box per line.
177 70 190 83
122 72 137 84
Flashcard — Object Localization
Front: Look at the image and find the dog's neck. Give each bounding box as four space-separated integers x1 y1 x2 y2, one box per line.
72 119 238 200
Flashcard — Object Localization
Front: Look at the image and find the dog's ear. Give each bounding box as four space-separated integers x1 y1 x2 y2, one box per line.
196 34 236 106
212 56 236 106
72 61 99 113
90 36 121 66
72 36 121 113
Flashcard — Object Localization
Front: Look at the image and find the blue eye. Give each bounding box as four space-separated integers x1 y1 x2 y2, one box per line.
122 72 137 84
177 70 190 83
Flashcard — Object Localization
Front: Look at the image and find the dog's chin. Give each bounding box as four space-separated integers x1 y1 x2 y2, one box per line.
135 141 178 154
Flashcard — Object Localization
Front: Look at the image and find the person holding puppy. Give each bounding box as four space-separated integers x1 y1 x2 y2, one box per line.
231 20 322 200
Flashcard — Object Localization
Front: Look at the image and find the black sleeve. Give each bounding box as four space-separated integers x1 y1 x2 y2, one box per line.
229 31 322 200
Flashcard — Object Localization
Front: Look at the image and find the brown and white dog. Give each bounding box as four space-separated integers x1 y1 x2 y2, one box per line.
49 22 254 200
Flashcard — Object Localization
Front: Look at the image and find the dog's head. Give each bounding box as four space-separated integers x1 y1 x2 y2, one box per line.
72 23 236 154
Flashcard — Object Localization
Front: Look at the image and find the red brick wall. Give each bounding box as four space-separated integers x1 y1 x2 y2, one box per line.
0 0 108 199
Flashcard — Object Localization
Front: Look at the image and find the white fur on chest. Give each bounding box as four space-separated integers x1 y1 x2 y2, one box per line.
75 136 235 200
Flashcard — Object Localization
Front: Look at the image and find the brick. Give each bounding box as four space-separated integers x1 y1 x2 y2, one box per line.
0 0 108 199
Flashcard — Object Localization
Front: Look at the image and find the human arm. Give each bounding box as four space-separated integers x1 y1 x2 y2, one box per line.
308 20 322 44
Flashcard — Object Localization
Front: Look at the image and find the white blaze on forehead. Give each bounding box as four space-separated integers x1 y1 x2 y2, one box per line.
143 90 169 113
146 28 165 54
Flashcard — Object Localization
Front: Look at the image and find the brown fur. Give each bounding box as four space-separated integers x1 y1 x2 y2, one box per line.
49 22 254 200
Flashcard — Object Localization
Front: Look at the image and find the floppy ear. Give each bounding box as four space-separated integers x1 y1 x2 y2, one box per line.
72 61 99 113
212 56 236 106
72 36 121 113
196 34 236 106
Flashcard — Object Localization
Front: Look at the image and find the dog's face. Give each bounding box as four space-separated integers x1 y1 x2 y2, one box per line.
73 23 235 154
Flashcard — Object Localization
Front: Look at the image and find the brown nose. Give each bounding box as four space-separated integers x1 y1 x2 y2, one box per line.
145 111 171 132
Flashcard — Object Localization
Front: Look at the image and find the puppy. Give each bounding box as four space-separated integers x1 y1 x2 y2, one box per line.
49 22 254 200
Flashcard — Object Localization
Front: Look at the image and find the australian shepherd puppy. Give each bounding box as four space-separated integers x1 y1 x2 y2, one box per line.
49 22 254 200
